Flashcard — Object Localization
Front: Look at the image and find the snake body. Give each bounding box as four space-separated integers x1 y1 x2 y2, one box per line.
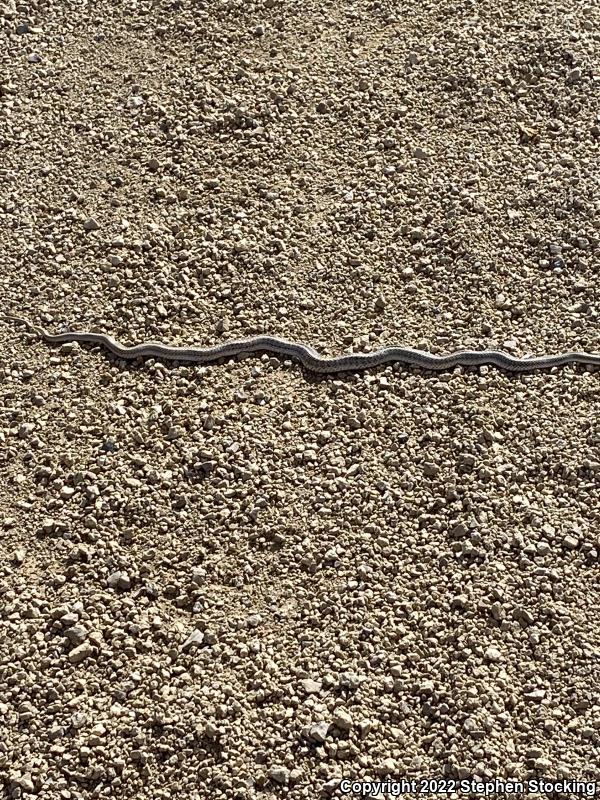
3 315 600 373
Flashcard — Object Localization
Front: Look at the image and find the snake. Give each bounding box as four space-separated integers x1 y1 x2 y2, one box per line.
2 314 600 373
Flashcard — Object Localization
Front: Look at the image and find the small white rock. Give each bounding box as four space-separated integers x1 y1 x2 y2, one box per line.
484 646 503 663
332 707 353 731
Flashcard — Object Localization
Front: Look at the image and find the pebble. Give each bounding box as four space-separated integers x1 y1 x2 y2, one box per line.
562 535 579 550
107 571 131 590
65 625 88 645
268 765 290 785
308 721 330 743
484 646 503 663
523 689 546 702
332 707 353 731
422 462 439 477
182 629 204 650
68 642 95 664
300 678 322 694
413 147 431 159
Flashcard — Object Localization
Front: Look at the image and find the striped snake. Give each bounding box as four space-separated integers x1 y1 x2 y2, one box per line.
2 315 600 373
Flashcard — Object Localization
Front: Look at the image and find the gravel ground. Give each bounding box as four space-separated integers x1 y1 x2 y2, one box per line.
1 0 600 798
